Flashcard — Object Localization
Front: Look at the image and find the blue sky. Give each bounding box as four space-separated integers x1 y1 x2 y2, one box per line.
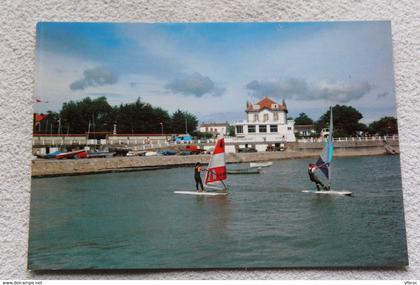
34 21 397 123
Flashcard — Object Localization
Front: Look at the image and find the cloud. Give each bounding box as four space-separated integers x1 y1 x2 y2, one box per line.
246 78 372 103
70 67 118 90
164 72 225 97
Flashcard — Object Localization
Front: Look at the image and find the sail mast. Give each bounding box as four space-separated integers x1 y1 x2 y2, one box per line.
328 106 333 187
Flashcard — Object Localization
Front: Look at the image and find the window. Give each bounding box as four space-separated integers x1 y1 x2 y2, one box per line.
273 112 279 121
236 125 243 134
259 125 267 133
248 125 256 133
263 114 269 122
270 125 278 133
253 114 259 122
287 127 292 130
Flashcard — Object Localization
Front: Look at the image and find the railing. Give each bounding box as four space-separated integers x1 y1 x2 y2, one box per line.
297 135 399 143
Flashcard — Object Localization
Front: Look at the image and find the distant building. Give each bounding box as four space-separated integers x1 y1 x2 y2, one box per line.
294 124 316 137
199 122 229 136
232 97 296 142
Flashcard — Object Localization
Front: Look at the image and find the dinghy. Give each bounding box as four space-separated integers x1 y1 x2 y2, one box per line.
227 168 261 174
174 136 228 196
250 161 273 168
302 107 352 197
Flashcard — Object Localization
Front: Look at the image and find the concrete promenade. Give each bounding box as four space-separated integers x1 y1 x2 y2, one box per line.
31 140 399 177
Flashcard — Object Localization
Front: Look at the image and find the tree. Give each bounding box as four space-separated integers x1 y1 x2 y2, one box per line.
227 125 235 136
294 112 314 125
36 111 60 134
316 105 364 137
113 98 171 134
60 97 113 134
170 109 198 134
368 116 398 136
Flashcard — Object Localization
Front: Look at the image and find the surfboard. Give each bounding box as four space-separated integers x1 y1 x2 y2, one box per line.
302 190 352 196
174 191 229 196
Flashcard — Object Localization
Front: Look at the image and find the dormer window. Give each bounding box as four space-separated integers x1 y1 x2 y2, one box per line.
263 114 269 122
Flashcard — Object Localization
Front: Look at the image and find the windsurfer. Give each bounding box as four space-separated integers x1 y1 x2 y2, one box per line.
308 163 329 191
194 162 205 192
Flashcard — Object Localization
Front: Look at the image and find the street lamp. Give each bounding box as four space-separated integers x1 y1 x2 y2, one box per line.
160 122 163 136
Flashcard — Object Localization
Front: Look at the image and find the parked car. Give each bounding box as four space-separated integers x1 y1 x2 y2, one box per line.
175 134 193 144
179 151 192 156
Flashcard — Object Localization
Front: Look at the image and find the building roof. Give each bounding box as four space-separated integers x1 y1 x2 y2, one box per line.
246 96 287 112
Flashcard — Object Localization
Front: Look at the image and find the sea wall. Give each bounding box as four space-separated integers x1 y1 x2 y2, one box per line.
31 140 399 177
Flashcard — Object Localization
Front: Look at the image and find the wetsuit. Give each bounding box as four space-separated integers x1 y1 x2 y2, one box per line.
308 167 328 191
194 165 204 191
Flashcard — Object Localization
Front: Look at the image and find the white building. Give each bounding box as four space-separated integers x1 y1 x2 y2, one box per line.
232 97 296 142
199 122 229 136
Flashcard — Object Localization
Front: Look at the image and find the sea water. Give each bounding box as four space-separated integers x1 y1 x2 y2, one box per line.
28 155 408 269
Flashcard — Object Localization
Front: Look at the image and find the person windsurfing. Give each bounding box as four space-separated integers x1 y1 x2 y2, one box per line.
194 162 205 192
308 163 330 191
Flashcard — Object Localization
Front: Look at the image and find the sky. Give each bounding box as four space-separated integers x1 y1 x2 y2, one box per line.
34 21 397 124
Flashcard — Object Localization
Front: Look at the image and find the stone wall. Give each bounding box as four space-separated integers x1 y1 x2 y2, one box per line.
32 140 398 177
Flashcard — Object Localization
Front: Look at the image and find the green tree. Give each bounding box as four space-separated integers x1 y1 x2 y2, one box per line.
60 97 113 134
294 112 314 125
317 105 364 137
114 98 171 134
170 109 198 134
227 125 235 136
368 116 398 136
36 111 60 134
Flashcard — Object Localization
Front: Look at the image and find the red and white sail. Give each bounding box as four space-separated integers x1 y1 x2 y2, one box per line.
205 137 227 186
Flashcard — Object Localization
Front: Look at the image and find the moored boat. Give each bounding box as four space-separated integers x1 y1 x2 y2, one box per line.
250 162 273 168
55 150 87 159
227 167 261 174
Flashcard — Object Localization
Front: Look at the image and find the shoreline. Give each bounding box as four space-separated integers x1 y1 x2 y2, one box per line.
31 144 398 178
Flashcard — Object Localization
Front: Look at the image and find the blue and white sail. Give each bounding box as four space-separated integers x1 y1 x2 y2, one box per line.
316 107 334 185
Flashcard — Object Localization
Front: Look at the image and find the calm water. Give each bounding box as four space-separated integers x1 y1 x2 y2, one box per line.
28 155 408 269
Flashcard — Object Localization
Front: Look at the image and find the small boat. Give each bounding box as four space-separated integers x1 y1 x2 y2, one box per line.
126 150 146 157
250 161 273 168
44 150 63 159
159 150 177 156
145 151 161 156
384 144 398 155
227 167 261 174
56 150 87 159
88 150 115 158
